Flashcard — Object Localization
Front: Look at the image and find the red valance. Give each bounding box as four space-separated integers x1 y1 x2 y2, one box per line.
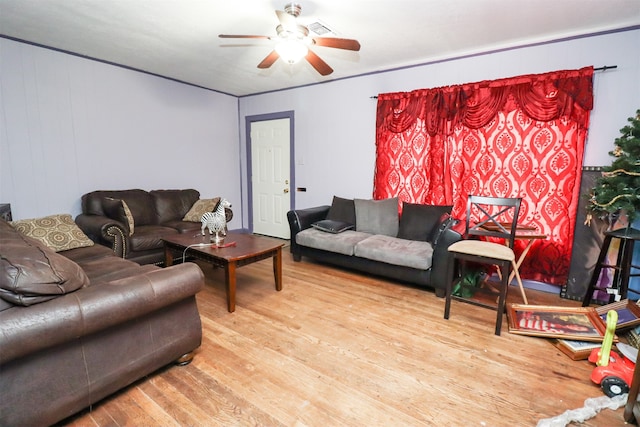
376 67 594 135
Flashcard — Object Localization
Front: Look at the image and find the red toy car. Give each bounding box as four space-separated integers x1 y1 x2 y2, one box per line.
588 344 636 397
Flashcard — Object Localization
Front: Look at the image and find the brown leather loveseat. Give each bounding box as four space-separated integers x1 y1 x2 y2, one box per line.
0 217 204 426
76 189 232 265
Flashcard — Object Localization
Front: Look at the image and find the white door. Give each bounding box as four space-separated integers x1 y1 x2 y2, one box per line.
251 118 291 239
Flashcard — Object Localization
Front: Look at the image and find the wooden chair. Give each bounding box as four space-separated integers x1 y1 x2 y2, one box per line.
443 195 527 335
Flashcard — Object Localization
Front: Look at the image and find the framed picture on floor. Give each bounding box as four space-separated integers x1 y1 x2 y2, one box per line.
595 299 640 330
554 339 602 360
507 304 610 341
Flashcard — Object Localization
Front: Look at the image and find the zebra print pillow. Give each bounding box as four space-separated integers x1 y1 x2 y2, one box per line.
183 197 220 222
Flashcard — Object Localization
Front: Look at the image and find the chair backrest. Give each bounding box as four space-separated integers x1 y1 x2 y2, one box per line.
464 195 522 248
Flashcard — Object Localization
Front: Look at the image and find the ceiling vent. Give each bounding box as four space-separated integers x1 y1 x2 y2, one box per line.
308 21 334 36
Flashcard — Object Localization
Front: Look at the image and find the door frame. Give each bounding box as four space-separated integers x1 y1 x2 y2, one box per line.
245 111 295 234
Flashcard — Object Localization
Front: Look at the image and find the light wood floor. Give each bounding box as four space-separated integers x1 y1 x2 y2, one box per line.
60 249 630 426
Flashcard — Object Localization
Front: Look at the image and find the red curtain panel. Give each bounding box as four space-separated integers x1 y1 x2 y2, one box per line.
374 67 594 285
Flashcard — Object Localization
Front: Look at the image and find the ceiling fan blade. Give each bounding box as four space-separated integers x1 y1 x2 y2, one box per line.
219 34 270 39
257 50 280 69
312 37 361 51
275 9 297 29
305 50 333 76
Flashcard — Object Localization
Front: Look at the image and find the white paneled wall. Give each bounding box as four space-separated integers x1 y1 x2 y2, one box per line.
2 29 639 226
1 39 241 221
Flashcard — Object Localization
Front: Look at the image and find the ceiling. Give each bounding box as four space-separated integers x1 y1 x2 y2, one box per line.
1 0 639 97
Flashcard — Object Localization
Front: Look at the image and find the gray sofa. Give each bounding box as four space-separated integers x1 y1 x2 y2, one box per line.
287 196 461 296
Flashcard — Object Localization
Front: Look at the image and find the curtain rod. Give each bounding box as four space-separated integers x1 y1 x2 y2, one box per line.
370 65 618 99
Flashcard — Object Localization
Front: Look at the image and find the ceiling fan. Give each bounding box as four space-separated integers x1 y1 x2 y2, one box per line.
219 3 361 76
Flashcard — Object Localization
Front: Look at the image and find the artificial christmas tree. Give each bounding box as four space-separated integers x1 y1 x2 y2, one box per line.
581 109 640 305
587 109 640 228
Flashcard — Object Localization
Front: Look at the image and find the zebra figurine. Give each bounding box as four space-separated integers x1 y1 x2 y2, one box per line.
201 198 232 244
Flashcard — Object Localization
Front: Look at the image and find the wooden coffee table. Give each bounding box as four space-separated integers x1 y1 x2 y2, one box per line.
163 231 284 312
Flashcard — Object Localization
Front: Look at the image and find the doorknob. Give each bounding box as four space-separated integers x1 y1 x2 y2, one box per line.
283 188 289 193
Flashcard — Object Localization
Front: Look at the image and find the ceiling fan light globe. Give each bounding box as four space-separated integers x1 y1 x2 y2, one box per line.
275 40 308 64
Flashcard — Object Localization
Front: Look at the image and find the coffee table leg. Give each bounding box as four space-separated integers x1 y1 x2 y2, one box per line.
225 261 237 312
164 245 174 266
273 247 282 291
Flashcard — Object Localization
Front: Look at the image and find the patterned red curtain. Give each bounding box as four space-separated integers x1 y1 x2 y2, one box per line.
374 67 594 285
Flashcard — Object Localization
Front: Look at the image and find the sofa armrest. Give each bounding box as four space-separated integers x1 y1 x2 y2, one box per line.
75 214 128 258
430 227 462 294
287 205 330 259
0 262 204 365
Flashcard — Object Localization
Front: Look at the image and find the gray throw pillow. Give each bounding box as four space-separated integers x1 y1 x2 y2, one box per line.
354 197 399 237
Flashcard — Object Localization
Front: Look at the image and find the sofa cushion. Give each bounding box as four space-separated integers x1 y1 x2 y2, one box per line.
10 214 94 252
163 220 202 234
121 192 158 226
129 225 179 252
354 197 399 237
61 243 118 263
76 257 157 285
397 203 453 241
152 189 201 224
182 197 220 222
327 196 356 226
103 197 135 236
82 190 156 226
0 222 89 306
296 228 372 256
311 219 354 234
354 235 434 270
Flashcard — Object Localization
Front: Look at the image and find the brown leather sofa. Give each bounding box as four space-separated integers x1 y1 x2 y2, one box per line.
0 218 204 426
75 189 232 265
